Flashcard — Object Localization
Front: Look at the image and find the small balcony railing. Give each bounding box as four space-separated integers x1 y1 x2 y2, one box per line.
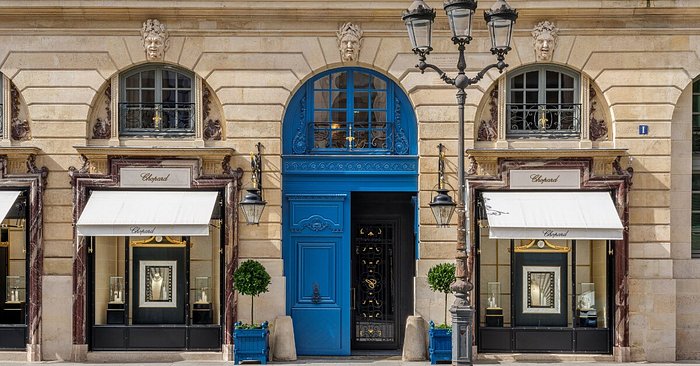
119 102 195 136
310 120 405 153
507 103 581 138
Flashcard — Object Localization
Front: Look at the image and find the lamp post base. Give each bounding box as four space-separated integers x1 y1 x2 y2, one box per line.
450 305 474 365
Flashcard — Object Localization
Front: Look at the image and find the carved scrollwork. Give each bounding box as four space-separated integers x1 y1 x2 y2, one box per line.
292 214 340 233
393 97 409 155
92 85 112 139
477 86 498 141
10 84 30 141
68 154 91 176
26 154 49 187
589 85 608 141
202 86 222 141
466 154 478 176
612 155 634 186
292 96 308 154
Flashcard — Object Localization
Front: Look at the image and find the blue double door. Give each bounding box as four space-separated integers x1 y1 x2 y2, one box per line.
284 191 416 355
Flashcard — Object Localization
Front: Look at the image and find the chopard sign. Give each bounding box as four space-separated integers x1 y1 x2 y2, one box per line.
130 226 156 235
120 167 191 188
510 169 580 189
543 229 570 238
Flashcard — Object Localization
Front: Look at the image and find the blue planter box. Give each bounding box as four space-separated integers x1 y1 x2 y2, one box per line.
233 321 269 365
429 321 452 364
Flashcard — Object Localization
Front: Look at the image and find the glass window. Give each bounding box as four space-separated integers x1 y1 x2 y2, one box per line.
310 70 393 152
0 192 28 331
507 66 581 138
120 66 194 136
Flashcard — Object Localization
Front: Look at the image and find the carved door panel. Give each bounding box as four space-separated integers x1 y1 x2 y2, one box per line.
351 193 414 350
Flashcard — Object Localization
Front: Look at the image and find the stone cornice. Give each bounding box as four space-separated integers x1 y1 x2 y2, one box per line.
73 145 234 159
466 148 627 159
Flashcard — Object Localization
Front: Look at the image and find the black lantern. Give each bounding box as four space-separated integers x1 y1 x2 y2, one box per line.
443 0 478 43
402 0 437 55
484 0 518 55
239 143 267 225
430 188 456 227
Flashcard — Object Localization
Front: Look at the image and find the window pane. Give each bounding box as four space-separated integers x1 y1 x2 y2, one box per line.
546 91 559 104
693 213 700 226
178 74 191 89
315 90 330 110
546 71 559 88
126 90 140 103
142 90 155 103
126 109 141 129
355 72 370 89
512 74 524 89
178 110 192 129
372 77 386 90
562 91 574 104
354 111 369 127
694 81 700 93
354 92 369 109
141 110 155 128
141 71 155 88
332 110 346 122
693 174 700 190
692 193 700 209
526 91 538 104
373 111 387 124
693 134 700 152
162 70 176 88
332 73 347 89
331 91 347 109
162 90 175 103
125 74 140 88
371 91 387 109
314 76 330 90
561 74 574 89
525 71 538 89
161 109 176 129
512 91 523 104
314 110 329 123
178 90 191 103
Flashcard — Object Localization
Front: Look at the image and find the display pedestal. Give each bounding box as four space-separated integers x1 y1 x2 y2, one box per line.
576 309 597 328
485 308 503 327
107 302 125 324
193 302 212 324
3 302 25 324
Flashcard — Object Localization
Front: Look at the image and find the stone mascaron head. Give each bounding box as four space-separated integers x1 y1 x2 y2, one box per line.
531 20 559 62
337 23 363 62
141 19 170 61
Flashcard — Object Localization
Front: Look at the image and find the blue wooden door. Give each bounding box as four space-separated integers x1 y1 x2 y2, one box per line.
285 194 350 355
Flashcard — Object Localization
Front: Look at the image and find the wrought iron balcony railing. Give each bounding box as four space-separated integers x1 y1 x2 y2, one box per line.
119 102 195 136
507 103 582 138
310 120 408 154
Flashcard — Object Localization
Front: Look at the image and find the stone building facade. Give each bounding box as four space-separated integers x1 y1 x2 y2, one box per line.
0 0 695 363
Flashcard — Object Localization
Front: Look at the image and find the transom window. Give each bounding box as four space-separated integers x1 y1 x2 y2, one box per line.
120 65 194 136
507 66 581 138
311 70 393 152
691 80 700 258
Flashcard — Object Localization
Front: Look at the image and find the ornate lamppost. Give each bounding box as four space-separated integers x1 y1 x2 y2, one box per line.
402 0 517 364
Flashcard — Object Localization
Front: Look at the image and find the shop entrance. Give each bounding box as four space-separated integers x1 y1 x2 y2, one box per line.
350 192 414 351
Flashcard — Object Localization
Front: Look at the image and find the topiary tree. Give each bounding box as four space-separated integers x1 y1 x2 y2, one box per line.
233 259 271 326
427 262 455 326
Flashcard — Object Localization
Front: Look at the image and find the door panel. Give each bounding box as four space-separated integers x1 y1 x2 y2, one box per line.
287 194 349 355
514 252 568 327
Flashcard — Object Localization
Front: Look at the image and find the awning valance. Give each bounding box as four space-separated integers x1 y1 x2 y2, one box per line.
0 191 21 222
76 191 218 237
482 191 623 240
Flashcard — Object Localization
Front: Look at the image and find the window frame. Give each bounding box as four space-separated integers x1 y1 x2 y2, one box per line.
506 65 582 139
306 68 397 154
118 65 195 137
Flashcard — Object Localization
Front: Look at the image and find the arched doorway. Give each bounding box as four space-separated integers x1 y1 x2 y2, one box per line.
282 67 418 355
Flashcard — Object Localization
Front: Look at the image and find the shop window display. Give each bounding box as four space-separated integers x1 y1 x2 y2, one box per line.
0 195 28 328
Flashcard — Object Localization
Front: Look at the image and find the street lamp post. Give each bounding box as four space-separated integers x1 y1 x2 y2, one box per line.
402 0 517 364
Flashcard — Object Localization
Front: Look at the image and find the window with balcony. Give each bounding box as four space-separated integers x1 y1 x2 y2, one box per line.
507 66 581 139
120 65 194 136
692 80 700 258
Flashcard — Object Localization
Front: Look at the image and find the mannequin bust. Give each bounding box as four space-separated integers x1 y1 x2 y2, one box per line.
150 270 164 301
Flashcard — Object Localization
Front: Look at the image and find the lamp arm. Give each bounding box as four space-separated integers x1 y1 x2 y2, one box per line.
467 59 508 86
417 56 456 86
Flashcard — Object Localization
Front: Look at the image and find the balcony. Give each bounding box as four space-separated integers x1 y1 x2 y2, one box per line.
507 103 581 139
119 102 195 136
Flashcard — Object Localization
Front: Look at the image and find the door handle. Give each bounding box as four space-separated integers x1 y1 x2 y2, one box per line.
351 287 356 310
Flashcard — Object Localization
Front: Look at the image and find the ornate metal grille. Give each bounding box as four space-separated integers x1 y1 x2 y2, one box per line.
354 223 395 343
120 102 195 134
507 103 581 137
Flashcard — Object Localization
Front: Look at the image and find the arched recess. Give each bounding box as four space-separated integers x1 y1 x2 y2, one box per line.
473 64 613 148
281 67 418 356
86 63 225 144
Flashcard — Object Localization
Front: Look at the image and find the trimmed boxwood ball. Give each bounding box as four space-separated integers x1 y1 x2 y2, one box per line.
233 259 271 326
427 262 455 327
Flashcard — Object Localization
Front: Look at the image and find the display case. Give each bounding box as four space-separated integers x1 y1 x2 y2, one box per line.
485 282 503 327
5 275 24 304
576 282 597 327
193 276 213 324
107 276 125 324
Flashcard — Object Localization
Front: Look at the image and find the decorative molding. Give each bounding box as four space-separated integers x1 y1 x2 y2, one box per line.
141 19 169 61
284 156 418 174
202 85 222 141
222 155 233 175
10 83 30 141
466 154 478 176
73 145 235 159
286 194 347 201
292 95 307 154
92 85 111 139
589 85 608 141
337 22 363 62
532 20 559 62
292 214 341 233
477 86 498 141
68 154 91 175
612 155 634 186
393 96 409 155
25 154 49 188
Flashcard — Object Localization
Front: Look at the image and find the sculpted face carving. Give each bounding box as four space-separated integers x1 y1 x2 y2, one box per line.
532 21 558 62
141 19 169 61
337 23 363 62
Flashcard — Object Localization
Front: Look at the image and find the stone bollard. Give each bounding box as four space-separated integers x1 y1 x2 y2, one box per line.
271 315 297 361
402 315 427 361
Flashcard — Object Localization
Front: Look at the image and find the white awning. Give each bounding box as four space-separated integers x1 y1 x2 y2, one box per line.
0 191 21 222
482 191 623 240
76 191 218 237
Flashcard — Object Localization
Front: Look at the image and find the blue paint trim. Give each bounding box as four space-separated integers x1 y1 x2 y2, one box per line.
412 195 420 259
284 155 418 175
